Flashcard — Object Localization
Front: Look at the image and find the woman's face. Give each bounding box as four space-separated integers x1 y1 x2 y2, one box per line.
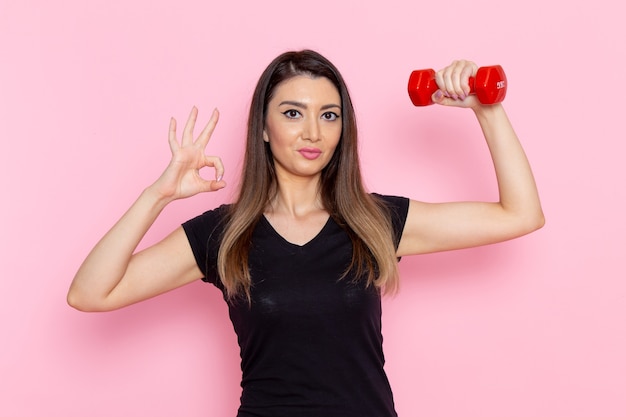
263 75 342 181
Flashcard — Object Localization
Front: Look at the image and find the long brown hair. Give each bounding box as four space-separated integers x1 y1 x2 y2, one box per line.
217 50 399 300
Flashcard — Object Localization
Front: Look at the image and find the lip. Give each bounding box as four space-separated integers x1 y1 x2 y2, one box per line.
298 147 322 160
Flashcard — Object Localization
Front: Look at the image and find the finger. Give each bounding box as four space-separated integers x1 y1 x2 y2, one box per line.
437 60 471 101
435 69 446 95
431 89 446 105
436 65 456 99
196 108 220 149
433 69 452 105
182 106 198 146
193 176 227 194
168 117 178 153
198 156 226 193
459 61 477 98
203 178 227 192
204 155 225 182
450 61 466 98
433 61 465 106
209 179 227 192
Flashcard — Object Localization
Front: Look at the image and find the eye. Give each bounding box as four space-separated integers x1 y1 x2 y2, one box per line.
322 112 340 121
283 109 301 119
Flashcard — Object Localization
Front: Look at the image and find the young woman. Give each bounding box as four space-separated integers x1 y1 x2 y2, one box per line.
68 50 544 416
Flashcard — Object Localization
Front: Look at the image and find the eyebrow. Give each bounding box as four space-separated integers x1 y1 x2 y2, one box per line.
278 100 342 111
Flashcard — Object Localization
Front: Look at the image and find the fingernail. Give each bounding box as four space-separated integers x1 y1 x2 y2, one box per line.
434 90 444 101
217 175 223 182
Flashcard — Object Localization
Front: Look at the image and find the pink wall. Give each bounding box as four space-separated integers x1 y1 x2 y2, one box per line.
1 0 624 415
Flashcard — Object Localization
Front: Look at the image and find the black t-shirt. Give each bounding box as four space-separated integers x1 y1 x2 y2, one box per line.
183 194 410 417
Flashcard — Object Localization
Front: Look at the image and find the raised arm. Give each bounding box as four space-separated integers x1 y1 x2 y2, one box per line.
397 60 544 257
67 107 226 311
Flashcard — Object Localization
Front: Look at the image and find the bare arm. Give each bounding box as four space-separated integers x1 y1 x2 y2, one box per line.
397 61 544 256
67 107 226 311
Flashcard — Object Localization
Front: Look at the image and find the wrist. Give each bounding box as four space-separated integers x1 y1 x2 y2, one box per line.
141 184 175 211
472 103 505 120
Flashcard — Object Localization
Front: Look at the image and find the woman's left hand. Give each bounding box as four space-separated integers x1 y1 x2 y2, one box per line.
431 59 480 109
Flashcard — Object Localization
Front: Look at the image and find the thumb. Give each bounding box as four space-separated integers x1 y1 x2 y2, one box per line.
208 178 227 192
431 89 446 105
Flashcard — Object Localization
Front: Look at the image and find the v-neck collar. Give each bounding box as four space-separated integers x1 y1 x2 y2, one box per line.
260 215 334 248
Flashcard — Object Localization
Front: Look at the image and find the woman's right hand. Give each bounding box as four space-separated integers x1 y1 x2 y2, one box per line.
151 106 226 202
68 106 225 311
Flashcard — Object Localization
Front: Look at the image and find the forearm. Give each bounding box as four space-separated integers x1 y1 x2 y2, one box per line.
67 186 171 309
473 104 544 229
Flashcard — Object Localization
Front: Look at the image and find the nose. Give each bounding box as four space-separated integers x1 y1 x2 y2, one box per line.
303 118 321 142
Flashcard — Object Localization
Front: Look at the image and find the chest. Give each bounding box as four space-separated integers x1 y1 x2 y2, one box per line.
262 211 330 246
228 216 381 329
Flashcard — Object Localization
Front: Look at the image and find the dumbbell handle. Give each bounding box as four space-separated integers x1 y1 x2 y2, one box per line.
408 65 507 106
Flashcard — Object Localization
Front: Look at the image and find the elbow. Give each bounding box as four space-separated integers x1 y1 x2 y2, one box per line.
535 211 546 231
66 287 109 312
518 208 546 236
66 290 92 312
530 206 546 232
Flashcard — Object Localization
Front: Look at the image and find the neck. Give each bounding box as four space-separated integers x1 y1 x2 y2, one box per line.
268 173 324 218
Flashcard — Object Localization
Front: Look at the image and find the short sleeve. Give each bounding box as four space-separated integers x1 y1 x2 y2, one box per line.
181 204 230 286
372 193 410 250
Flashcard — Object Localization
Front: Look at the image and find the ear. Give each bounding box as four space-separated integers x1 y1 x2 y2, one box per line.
262 129 269 142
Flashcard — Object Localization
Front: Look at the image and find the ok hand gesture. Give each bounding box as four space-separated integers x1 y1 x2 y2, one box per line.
152 106 226 201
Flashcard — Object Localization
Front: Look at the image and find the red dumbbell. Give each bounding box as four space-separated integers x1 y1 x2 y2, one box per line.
408 65 507 106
